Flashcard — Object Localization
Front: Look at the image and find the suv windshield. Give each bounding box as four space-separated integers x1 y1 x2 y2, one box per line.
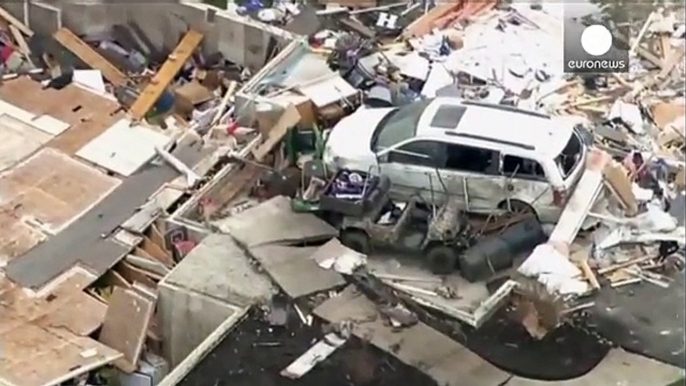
371 100 432 152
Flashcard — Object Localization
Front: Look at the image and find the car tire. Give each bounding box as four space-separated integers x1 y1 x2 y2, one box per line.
426 245 458 275
340 229 372 255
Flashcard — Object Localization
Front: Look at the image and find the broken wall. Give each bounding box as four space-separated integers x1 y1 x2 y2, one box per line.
5 1 297 71
158 234 273 367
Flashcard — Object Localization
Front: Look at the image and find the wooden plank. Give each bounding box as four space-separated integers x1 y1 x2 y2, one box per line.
403 4 460 38
35 292 107 336
148 222 167 250
8 25 34 66
252 104 301 161
579 259 601 290
53 27 129 86
0 6 33 36
99 287 155 373
129 30 204 120
115 261 159 288
105 270 133 289
603 161 638 216
141 235 175 267
126 254 171 277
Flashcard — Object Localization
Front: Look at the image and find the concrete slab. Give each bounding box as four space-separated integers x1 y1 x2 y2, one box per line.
163 234 274 307
249 244 346 299
0 114 52 172
76 118 173 177
4 143 204 289
159 234 273 366
314 286 511 386
213 195 337 248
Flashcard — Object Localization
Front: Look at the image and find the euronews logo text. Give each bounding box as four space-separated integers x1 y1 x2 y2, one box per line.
564 20 629 74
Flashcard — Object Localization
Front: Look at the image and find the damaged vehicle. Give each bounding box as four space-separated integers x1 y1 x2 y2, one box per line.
323 98 590 223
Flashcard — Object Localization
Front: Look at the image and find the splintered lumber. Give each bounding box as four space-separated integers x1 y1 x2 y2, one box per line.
0 6 32 36
53 27 128 86
579 259 601 290
129 30 204 121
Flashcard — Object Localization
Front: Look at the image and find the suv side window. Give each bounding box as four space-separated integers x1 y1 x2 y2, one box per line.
445 144 498 174
502 155 546 181
388 140 446 167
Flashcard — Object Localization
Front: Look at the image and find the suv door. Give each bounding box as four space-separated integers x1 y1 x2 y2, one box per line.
499 154 553 213
443 143 502 212
378 139 450 202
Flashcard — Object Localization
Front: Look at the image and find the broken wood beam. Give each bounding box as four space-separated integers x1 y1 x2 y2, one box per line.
579 260 601 290
211 80 238 126
129 30 204 121
53 27 129 86
8 25 34 66
0 6 33 36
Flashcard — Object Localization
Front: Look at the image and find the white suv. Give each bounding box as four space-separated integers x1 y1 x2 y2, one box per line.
323 98 589 223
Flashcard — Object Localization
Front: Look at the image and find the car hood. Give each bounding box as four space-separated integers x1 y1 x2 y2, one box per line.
325 106 395 165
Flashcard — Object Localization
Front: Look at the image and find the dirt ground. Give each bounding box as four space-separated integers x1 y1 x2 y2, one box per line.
180 307 438 386
453 307 611 380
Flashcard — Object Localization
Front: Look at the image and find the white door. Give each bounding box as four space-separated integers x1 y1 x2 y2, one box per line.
378 140 450 204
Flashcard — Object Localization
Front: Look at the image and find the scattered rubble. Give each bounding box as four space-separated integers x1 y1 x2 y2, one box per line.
0 1 684 385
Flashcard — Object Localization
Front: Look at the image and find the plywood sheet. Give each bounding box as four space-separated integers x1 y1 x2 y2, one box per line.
0 113 52 172
0 271 120 386
0 78 125 155
76 118 172 177
0 323 121 386
0 99 70 136
98 287 154 372
0 148 120 261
